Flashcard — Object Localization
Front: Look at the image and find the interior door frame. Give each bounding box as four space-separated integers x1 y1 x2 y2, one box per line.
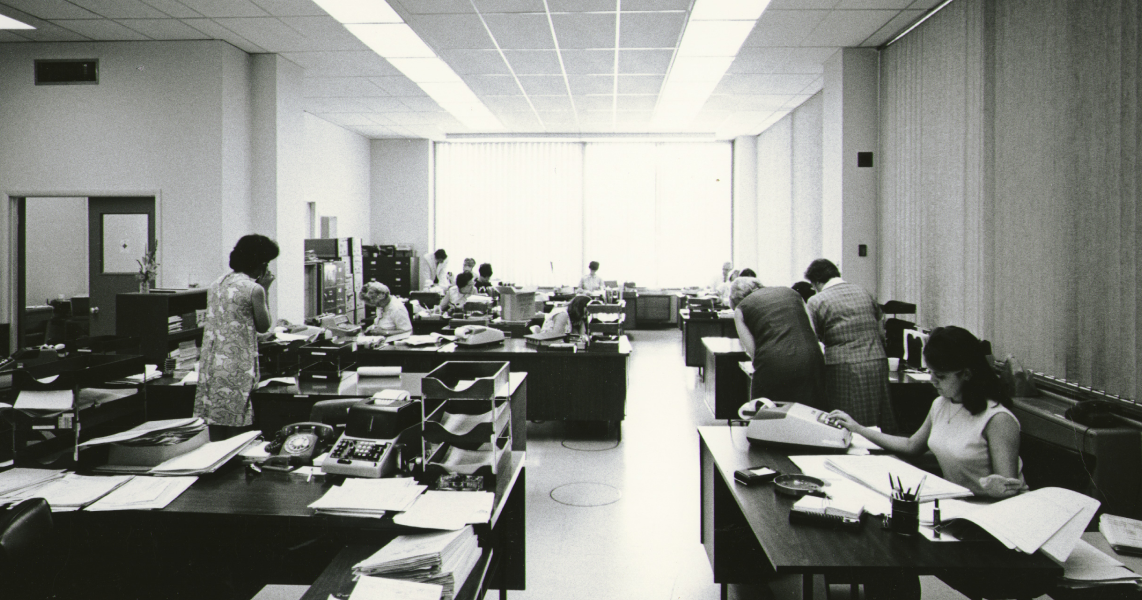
4 190 164 353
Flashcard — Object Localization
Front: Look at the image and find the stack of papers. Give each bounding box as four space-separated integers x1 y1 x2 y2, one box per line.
824 455 973 502
0 474 133 511
149 430 260 476
348 577 443 600
1100 514 1142 556
353 527 481 600
792 493 864 520
85 476 198 511
393 491 495 530
1057 539 1142 588
308 478 426 518
79 417 206 448
0 468 66 497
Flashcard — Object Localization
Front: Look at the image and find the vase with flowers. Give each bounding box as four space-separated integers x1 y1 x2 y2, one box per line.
137 241 159 293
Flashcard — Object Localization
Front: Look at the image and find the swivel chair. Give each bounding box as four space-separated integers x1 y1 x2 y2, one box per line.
0 497 55 600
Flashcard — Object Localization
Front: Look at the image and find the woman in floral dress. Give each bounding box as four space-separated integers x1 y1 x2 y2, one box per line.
194 234 279 439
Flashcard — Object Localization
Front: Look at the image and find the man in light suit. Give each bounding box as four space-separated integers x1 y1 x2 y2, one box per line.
805 258 897 433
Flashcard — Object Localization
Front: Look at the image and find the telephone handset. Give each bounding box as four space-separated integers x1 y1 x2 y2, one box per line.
263 421 336 470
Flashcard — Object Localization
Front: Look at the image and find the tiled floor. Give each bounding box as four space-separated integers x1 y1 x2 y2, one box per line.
509 328 995 600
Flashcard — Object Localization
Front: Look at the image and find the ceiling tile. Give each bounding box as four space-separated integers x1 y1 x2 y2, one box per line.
134 0 204 18
909 0 944 8
484 95 532 112
118 18 210 40
54 18 148 40
537 111 576 127
392 0 476 15
387 111 439 125
568 74 613 95
67 0 168 19
561 49 614 75
280 17 368 51
744 10 830 47
250 0 326 17
319 113 380 127
618 49 672 74
837 0 913 8
576 96 612 111
304 97 371 112
618 12 684 48
617 74 662 94
768 0 840 8
614 111 652 129
0 30 33 42
441 50 511 75
502 50 561 74
551 13 615 49
616 95 655 111
620 0 690 9
802 10 897 46
863 9 923 46
517 75 567 95
532 95 573 111
304 77 388 98
369 76 428 95
729 47 837 74
482 13 554 49
175 0 268 18
705 93 793 111
578 112 615 128
717 73 820 95
213 17 316 52
467 75 522 95
283 51 400 77
0 0 99 19
360 97 416 112
400 96 443 111
549 0 615 11
497 112 543 129
8 20 92 42
472 0 546 13
183 18 266 52
409 13 496 50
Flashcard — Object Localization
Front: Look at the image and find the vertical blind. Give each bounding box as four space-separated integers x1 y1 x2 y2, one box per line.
435 141 731 289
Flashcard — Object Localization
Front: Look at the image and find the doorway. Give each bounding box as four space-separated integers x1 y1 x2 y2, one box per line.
16 196 155 348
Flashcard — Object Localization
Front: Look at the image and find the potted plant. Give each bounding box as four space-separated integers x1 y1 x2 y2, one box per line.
137 240 159 292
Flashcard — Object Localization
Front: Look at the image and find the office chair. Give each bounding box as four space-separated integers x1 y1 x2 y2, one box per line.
0 497 55 600
309 398 369 431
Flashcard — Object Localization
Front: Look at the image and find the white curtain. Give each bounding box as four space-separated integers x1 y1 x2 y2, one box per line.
436 141 732 289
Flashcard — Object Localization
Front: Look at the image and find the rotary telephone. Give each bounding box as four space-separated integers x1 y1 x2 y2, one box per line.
262 421 337 471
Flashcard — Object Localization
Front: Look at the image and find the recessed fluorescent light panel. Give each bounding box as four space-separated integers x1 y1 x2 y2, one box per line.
315 0 501 131
652 0 771 130
0 14 34 29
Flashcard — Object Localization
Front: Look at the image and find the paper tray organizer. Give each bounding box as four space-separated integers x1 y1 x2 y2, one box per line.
420 361 512 488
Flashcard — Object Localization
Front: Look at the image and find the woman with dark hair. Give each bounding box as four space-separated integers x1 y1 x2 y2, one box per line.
804 258 896 431
536 295 592 336
194 234 279 439
829 326 1026 498
730 277 825 408
437 270 476 313
578 261 603 292
474 263 497 297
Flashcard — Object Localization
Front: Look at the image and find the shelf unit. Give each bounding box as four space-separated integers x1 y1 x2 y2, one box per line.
116 290 207 365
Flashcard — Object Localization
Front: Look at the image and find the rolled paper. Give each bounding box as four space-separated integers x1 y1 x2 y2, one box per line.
358 366 402 377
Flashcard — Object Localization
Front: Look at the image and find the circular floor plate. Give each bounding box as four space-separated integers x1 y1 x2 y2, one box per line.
550 482 622 507
561 438 621 451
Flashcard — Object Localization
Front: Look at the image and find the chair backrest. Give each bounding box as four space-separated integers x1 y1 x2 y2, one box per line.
0 497 53 572
309 398 368 430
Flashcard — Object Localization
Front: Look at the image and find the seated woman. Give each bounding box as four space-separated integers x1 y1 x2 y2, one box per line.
730 277 826 408
360 281 411 338
829 325 1026 498
437 271 477 314
534 295 592 336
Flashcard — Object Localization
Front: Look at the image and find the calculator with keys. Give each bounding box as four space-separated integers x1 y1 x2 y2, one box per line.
322 435 400 478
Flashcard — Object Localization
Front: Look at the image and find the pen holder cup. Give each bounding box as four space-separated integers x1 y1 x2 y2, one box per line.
890 498 920 535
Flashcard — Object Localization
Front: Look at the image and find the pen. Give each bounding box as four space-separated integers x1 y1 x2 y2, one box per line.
915 475 927 500
933 500 941 539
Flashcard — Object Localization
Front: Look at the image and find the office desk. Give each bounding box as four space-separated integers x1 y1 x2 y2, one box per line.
701 338 749 420
358 338 630 432
681 311 738 368
698 426 1060 600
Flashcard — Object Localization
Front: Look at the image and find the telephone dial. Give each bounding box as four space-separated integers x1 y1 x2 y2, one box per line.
262 421 337 471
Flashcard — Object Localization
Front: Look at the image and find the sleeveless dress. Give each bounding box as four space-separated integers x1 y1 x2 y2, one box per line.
927 397 1025 496
193 272 260 427
737 287 826 408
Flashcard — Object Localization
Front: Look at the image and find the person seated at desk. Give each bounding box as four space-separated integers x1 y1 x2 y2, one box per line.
474 263 498 299
360 281 411 338
533 295 591 336
437 271 476 314
577 261 604 292
730 277 825 409
461 257 476 276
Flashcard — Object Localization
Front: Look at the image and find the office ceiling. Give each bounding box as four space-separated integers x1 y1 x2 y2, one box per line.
0 0 938 141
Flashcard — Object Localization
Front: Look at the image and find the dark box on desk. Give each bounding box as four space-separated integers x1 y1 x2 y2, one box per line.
299 342 353 370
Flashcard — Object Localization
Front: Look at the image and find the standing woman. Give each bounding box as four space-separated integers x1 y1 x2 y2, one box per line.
194 234 279 440
804 259 897 432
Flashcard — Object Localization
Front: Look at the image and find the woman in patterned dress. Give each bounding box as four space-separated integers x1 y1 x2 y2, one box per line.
194 234 279 439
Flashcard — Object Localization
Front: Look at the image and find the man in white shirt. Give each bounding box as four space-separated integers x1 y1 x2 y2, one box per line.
360 282 412 338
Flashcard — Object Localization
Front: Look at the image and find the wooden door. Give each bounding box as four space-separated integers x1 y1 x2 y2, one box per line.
88 197 155 336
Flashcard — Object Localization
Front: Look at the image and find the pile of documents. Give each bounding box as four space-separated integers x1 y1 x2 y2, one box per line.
84 476 198 511
823 454 973 502
81 417 207 449
393 491 495 530
308 478 426 518
0 468 66 498
0 473 133 511
169 340 199 380
1057 539 1142 589
149 430 261 476
353 526 482 600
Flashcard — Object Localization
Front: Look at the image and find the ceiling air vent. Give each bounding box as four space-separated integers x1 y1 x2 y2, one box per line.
35 59 98 85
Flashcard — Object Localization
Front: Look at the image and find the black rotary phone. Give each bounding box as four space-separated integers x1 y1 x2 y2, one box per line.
263 422 337 471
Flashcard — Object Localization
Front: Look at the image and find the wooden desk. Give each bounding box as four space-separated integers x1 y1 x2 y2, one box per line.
681 311 738 368
358 337 630 431
698 426 1060 600
701 338 749 420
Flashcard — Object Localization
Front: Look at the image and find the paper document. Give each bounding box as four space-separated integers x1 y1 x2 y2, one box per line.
2 474 134 511
0 468 67 496
1061 539 1141 582
256 376 297 389
14 389 73 410
393 491 494 530
309 478 426 516
824 454 973 502
79 417 203 447
349 576 444 600
149 430 260 475
787 456 892 516
85 476 198 511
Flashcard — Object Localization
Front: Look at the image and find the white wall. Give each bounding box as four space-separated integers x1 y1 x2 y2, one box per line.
304 114 371 244
371 139 432 264
732 136 758 272
791 93 824 282
25 198 88 305
0 40 248 326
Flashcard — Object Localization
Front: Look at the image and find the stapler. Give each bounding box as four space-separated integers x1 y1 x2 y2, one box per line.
454 325 505 346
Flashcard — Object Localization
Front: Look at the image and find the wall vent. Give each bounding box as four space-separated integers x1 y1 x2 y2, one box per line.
35 59 99 85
